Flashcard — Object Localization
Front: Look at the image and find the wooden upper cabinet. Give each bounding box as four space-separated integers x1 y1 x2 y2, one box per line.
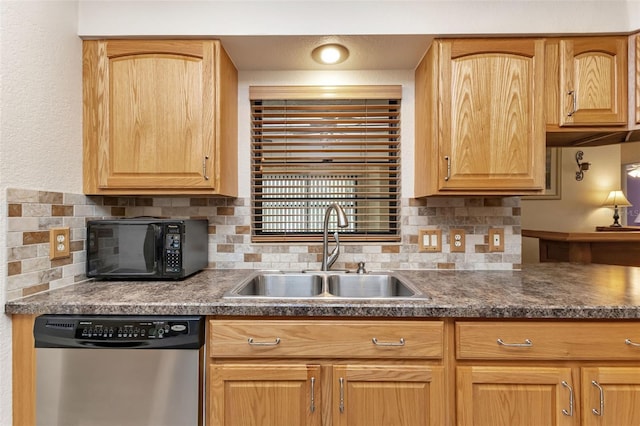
415 38 545 196
83 40 238 195
636 34 640 125
547 36 627 127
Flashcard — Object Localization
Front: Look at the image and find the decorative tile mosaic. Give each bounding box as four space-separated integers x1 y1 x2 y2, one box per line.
5 188 521 300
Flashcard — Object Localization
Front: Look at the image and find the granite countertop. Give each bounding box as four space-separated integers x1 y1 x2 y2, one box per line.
5 263 640 319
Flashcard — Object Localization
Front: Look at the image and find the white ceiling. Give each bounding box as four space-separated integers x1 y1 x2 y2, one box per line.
217 35 434 71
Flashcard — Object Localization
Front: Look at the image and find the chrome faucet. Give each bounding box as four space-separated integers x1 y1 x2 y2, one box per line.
321 203 349 271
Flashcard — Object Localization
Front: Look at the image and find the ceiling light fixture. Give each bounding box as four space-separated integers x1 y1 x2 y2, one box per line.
311 43 349 65
627 163 640 178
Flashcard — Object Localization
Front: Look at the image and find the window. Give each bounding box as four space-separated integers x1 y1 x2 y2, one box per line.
251 85 401 242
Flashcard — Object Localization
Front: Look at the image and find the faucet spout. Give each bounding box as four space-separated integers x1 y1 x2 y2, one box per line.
321 203 349 271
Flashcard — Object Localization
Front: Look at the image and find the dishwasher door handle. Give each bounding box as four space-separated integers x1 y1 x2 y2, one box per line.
79 341 148 349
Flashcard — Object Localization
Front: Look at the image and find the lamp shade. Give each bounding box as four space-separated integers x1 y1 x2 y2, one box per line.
602 190 632 207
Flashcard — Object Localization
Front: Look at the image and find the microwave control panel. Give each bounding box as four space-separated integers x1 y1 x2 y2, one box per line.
164 224 182 273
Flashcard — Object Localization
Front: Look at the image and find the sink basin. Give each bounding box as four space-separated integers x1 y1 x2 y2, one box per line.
224 271 427 300
327 274 418 298
226 273 323 298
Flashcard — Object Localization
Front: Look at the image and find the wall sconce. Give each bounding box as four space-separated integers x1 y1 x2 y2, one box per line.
575 150 590 181
602 190 632 227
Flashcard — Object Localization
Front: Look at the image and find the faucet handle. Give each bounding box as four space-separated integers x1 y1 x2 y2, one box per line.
356 262 367 274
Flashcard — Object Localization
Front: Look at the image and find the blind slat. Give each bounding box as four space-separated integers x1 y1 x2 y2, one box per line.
251 89 400 243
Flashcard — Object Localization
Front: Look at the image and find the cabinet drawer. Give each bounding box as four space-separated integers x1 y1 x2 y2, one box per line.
210 320 443 359
457 321 640 360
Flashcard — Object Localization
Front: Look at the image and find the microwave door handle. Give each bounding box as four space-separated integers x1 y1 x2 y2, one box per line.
154 224 164 273
143 224 161 273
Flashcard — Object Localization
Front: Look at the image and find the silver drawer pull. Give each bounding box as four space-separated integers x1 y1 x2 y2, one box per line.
444 156 451 181
592 380 604 416
203 156 210 180
310 377 316 413
497 338 532 347
372 337 405 347
561 381 574 416
247 337 281 346
567 90 577 117
339 377 345 413
625 338 640 347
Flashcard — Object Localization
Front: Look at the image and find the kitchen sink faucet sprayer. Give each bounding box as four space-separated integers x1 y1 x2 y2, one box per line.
321 203 349 271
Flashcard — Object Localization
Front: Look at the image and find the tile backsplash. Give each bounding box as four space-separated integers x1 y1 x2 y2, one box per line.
5 188 521 300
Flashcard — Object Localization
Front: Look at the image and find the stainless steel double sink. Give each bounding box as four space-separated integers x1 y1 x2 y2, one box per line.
224 271 427 300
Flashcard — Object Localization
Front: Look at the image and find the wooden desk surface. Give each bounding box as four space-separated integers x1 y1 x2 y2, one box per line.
523 229 640 242
522 229 640 266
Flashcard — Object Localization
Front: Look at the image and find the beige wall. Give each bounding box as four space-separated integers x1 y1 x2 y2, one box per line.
521 144 624 263
622 141 640 163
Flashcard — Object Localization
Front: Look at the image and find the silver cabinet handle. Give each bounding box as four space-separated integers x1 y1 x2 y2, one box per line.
339 377 345 413
625 338 640 347
247 337 281 346
372 337 405 347
567 90 577 117
444 156 451 181
592 380 604 416
497 338 533 347
203 156 210 180
310 377 315 413
561 381 574 416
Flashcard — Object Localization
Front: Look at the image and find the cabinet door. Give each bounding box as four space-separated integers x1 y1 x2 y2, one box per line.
560 37 627 126
438 39 545 192
209 364 321 426
636 35 640 125
84 40 216 191
457 366 576 426
582 367 640 426
332 365 446 426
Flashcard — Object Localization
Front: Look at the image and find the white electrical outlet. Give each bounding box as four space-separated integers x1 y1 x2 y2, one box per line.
450 229 465 253
50 227 71 260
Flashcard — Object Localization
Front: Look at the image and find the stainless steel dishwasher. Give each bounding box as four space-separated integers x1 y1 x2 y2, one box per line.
34 315 205 426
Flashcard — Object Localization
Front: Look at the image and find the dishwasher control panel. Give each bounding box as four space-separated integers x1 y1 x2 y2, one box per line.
34 315 205 349
77 319 189 340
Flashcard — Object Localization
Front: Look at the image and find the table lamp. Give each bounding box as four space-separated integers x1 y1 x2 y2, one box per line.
602 190 632 227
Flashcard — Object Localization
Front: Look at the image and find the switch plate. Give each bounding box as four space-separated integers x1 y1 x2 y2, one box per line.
418 229 442 252
450 229 466 253
488 228 504 252
50 227 71 260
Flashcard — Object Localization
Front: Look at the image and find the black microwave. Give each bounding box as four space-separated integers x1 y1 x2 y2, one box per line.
86 219 208 280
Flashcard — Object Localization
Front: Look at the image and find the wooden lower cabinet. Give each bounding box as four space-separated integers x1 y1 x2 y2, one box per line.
457 366 640 426
457 366 576 426
582 367 640 426
209 364 321 426
333 365 445 426
456 321 640 426
207 319 446 426
208 363 445 426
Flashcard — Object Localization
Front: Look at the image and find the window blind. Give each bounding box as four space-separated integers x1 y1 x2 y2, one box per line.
250 85 401 242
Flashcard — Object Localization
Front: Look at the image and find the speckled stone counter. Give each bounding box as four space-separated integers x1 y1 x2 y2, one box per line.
5 263 640 318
